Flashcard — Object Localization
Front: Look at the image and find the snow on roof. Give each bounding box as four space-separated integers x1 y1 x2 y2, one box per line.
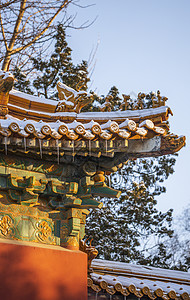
0 113 166 142
92 259 190 283
8 102 170 121
8 88 171 123
9 89 58 106
77 106 170 121
8 103 77 118
89 259 190 298
0 70 14 80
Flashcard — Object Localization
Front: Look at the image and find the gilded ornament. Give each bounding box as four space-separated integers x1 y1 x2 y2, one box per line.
60 223 69 238
93 171 105 183
0 105 8 116
63 236 79 250
36 220 52 242
0 215 12 236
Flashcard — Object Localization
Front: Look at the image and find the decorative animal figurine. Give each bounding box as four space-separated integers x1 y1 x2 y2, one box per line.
0 70 14 117
56 82 92 113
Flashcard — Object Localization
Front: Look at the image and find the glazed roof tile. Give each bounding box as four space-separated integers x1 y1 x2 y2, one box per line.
88 259 190 299
8 89 172 122
0 75 184 159
0 114 166 141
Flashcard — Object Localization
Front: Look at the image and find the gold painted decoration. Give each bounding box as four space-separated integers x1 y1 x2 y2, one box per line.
36 220 52 243
0 154 63 175
0 71 185 255
0 215 12 236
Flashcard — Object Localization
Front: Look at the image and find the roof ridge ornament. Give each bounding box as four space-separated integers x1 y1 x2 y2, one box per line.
120 91 168 111
0 70 14 118
56 81 93 113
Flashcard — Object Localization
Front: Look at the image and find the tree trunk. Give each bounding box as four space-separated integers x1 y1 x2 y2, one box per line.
2 52 11 71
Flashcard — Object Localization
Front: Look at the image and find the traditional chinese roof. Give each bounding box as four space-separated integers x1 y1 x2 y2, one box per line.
88 259 190 299
8 89 172 123
0 70 186 170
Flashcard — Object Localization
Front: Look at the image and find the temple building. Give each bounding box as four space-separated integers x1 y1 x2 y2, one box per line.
0 69 188 300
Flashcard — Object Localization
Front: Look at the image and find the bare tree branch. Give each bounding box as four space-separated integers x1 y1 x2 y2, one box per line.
2 0 27 70
0 0 18 9
17 8 47 36
1 0 94 71
11 0 70 55
0 0 74 70
0 13 8 50
8 0 27 50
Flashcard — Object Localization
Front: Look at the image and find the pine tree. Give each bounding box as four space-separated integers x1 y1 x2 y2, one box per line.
13 66 33 94
31 24 89 99
107 86 122 110
13 24 89 99
86 157 177 267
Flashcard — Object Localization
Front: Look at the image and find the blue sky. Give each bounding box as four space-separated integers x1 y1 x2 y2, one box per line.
66 0 190 215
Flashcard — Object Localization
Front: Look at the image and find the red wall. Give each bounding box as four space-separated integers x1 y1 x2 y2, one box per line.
0 239 87 300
